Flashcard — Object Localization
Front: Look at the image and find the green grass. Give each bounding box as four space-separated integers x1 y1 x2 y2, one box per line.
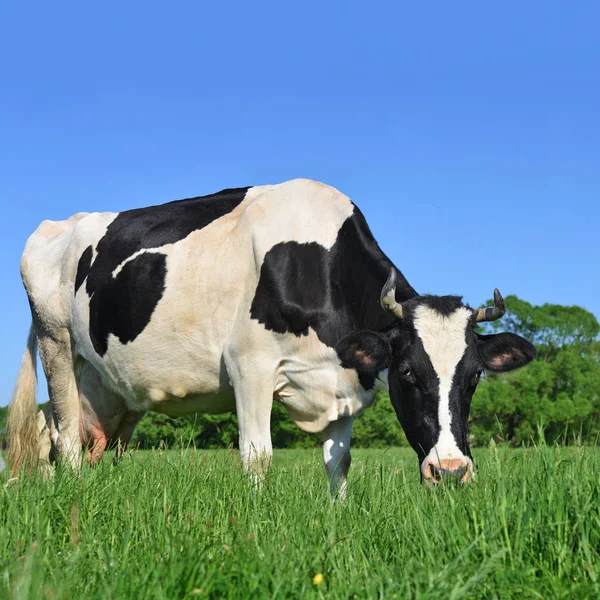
1 444 599 599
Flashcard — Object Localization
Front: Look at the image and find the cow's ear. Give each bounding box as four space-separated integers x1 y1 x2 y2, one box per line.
477 333 536 372
335 331 392 373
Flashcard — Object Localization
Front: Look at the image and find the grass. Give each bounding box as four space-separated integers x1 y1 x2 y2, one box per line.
1 444 599 599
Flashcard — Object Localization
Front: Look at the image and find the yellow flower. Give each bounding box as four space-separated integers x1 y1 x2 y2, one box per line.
312 573 323 585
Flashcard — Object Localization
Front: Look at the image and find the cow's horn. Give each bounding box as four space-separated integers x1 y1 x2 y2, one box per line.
380 269 404 319
474 289 506 322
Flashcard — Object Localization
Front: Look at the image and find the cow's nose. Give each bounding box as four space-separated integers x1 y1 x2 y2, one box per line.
423 458 471 484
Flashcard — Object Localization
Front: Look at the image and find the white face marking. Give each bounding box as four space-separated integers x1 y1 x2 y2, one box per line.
413 305 473 471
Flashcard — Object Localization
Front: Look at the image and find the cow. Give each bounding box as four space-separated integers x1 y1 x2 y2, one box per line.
8 178 536 493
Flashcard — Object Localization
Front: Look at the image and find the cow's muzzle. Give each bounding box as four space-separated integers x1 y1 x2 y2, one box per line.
422 458 472 484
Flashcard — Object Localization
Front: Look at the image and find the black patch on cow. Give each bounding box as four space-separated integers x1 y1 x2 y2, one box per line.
387 331 442 462
75 245 93 293
250 205 417 389
418 295 464 317
85 187 250 356
89 252 167 355
352 371 373 391
447 351 480 457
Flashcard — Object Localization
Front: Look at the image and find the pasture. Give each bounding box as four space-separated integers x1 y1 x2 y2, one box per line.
1 445 599 599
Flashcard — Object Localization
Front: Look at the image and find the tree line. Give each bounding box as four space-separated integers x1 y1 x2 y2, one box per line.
1 295 598 449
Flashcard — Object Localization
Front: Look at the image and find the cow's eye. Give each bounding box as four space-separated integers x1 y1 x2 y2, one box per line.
398 365 413 380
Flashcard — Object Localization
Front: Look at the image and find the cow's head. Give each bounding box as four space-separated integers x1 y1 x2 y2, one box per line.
336 269 536 484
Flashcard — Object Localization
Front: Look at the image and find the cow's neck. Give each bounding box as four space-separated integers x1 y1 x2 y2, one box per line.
329 206 418 340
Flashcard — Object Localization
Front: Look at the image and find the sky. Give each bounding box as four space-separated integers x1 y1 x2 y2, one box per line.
1 1 599 405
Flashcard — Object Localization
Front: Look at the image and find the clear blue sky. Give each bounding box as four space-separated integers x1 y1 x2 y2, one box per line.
1 1 599 405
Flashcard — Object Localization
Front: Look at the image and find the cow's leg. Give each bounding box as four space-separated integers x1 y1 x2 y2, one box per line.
237 393 274 482
37 334 82 469
228 373 273 481
224 346 274 483
36 404 55 476
322 416 354 500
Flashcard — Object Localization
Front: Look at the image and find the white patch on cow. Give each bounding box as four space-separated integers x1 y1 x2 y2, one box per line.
413 305 472 469
112 248 166 278
243 179 355 264
272 327 376 432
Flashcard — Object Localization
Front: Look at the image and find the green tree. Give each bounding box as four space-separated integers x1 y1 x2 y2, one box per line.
351 392 408 448
472 296 600 445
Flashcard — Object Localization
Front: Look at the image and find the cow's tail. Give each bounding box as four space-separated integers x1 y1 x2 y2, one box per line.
7 323 39 476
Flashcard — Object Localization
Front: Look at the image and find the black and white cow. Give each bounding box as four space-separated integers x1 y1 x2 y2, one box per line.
8 179 535 492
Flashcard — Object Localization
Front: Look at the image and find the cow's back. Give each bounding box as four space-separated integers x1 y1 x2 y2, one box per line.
237 178 355 264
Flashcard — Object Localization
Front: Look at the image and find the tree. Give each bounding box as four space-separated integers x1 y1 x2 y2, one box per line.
351 392 409 448
472 296 600 445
